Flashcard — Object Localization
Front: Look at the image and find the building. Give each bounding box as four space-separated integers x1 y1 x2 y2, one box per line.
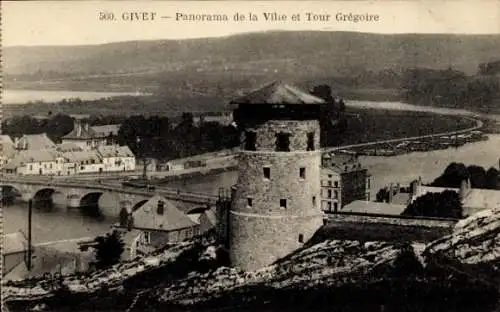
61 150 103 174
115 196 200 259
3 232 28 276
62 120 107 150
219 81 326 271
409 177 500 217
14 133 56 150
97 145 136 172
90 124 121 138
320 167 341 212
0 135 17 169
187 208 217 234
321 152 371 212
5 149 64 175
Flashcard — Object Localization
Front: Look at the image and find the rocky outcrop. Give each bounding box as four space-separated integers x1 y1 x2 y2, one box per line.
4 208 500 311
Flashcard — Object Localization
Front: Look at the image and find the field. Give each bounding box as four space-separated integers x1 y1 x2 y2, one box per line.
329 109 476 147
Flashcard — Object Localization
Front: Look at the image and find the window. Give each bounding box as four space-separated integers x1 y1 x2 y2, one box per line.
327 202 332 211
298 234 304 243
334 181 339 188
312 196 316 207
263 167 270 179
90 159 95 164
247 197 253 207
280 199 287 209
334 191 338 199
328 190 332 198
299 167 306 179
275 132 290 152
244 131 257 151
157 200 164 215
143 232 151 244
49 163 53 169
327 180 332 187
334 202 338 212
307 132 315 151
328 174 332 178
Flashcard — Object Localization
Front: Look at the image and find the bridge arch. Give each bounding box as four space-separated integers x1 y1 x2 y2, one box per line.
80 192 104 208
33 188 58 201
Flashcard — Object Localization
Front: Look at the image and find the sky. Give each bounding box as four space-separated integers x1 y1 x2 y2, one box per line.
2 0 500 47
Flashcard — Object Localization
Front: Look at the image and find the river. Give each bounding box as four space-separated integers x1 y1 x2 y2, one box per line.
4 100 499 244
2 89 145 105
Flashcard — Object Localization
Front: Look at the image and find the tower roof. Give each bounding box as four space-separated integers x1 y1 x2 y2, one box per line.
230 81 325 105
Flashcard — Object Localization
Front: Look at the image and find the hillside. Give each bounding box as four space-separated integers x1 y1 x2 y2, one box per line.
5 31 500 94
4 207 500 312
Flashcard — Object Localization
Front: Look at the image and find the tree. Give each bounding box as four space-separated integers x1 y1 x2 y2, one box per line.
390 242 424 278
402 190 463 219
91 230 125 269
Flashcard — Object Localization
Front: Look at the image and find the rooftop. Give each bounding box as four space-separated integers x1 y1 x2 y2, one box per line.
342 200 406 216
63 121 104 140
91 124 121 137
230 81 325 106
97 145 134 158
17 133 56 150
131 195 198 231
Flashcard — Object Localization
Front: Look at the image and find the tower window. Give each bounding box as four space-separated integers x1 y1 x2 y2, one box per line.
334 181 339 187
307 132 315 151
275 133 290 152
280 199 287 209
334 190 338 199
247 197 253 207
263 167 270 179
298 234 304 243
244 131 257 151
312 196 316 207
328 190 332 198
299 167 306 179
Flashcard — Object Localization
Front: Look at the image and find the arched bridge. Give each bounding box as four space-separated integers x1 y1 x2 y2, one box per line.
1 176 218 217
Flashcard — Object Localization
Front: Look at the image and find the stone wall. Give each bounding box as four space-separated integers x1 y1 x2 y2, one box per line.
230 119 324 271
229 211 324 271
323 214 456 243
240 120 320 152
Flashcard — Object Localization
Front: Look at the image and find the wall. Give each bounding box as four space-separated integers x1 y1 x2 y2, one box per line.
323 213 455 243
18 161 63 176
229 211 324 271
341 169 370 207
77 163 104 174
230 119 324 271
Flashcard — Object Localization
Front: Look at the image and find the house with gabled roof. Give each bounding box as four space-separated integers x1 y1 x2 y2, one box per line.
62 120 107 150
97 145 136 172
5 149 64 175
114 195 200 259
15 133 56 150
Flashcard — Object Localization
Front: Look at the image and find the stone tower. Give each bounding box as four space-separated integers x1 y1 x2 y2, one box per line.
227 81 326 271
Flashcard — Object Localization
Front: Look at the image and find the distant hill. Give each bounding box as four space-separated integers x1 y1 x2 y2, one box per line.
4 31 500 93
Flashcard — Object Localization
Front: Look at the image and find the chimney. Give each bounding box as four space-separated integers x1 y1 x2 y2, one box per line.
388 183 394 203
75 120 82 137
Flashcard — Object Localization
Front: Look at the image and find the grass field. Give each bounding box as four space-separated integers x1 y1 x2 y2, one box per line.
329 109 476 147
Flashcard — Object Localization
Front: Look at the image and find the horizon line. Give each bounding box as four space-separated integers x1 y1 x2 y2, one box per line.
4 29 500 49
